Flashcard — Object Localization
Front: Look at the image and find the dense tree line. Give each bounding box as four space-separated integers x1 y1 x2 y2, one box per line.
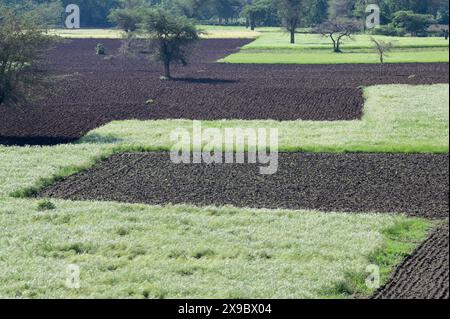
1 0 448 28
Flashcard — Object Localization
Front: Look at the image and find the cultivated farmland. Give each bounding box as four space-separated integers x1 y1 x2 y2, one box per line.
0 39 448 145
0 26 449 300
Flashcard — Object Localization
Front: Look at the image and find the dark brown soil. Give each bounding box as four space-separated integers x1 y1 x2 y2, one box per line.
38 152 449 218
1 39 448 146
373 222 449 299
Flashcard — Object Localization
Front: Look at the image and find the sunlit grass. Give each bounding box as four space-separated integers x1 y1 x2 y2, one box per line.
0 198 432 298
221 48 449 64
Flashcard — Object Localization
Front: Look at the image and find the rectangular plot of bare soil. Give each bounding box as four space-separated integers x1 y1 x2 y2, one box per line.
38 152 449 218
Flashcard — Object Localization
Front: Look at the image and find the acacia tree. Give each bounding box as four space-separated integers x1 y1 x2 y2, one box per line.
277 0 303 44
140 9 199 79
314 19 361 53
0 5 56 105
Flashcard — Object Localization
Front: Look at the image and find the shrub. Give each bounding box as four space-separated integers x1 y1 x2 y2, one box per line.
96 43 106 55
37 199 56 211
370 24 406 37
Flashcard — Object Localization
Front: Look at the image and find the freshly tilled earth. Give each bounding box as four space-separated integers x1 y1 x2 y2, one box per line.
38 152 449 218
1 39 448 145
373 222 449 299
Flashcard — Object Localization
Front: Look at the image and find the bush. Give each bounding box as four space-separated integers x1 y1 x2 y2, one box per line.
37 199 56 211
96 43 106 55
371 24 406 37
0 5 56 105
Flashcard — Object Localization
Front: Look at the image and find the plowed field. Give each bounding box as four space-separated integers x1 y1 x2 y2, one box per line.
1 39 448 145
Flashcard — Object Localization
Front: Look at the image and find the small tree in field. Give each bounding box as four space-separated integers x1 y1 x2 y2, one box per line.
0 6 56 105
371 37 393 64
314 19 361 53
140 9 199 79
277 0 303 44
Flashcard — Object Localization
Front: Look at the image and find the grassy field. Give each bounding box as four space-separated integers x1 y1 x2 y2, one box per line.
220 30 449 64
221 48 449 64
0 84 445 298
0 197 432 298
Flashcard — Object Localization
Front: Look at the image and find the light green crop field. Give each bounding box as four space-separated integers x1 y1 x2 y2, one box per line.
0 84 446 298
221 48 449 64
220 30 449 64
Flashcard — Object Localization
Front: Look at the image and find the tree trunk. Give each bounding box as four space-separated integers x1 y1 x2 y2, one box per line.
290 29 295 44
164 61 171 79
250 19 255 31
335 41 341 53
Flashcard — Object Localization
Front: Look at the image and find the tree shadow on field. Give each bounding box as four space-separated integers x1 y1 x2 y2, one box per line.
0 135 76 146
172 77 237 84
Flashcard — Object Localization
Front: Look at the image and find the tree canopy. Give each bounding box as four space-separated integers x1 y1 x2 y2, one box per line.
140 8 199 78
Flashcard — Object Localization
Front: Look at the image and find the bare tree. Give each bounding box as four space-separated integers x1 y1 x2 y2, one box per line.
371 37 393 64
314 19 361 53
277 0 303 44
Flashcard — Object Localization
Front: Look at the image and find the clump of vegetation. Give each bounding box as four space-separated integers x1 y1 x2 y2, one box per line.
314 19 361 53
392 10 435 36
96 43 106 55
370 24 407 37
371 37 393 64
0 5 57 105
37 199 56 211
